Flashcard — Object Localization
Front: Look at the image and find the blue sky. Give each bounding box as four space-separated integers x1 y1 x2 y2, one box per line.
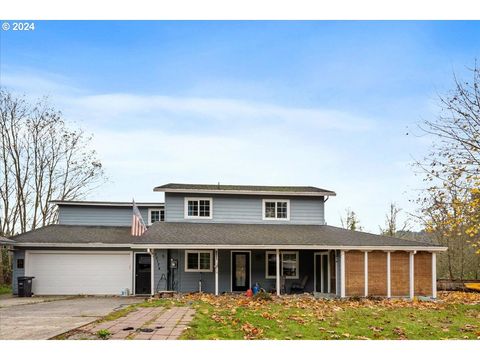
1 21 480 231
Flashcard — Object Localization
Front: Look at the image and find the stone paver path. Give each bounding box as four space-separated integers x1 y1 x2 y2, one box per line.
86 306 195 340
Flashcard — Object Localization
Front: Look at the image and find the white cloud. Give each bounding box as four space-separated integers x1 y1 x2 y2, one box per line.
2 68 428 231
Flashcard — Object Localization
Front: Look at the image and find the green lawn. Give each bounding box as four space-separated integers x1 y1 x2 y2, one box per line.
178 292 480 340
67 291 480 340
0 284 11 295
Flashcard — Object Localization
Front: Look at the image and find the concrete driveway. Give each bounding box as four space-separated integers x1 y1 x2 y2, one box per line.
0 296 141 340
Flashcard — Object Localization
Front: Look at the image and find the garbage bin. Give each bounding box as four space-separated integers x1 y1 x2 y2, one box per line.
18 276 35 297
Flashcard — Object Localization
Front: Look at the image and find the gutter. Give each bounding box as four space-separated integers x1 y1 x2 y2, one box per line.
155 188 336 197
13 242 447 252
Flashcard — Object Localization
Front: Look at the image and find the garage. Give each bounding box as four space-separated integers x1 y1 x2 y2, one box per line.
25 251 132 295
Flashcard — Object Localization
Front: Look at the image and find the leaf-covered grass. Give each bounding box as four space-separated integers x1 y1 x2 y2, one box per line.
180 292 480 340
0 284 11 295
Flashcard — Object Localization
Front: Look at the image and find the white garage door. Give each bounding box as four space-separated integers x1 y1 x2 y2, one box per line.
26 251 132 295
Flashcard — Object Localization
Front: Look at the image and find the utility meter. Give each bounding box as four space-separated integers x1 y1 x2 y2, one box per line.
169 258 178 269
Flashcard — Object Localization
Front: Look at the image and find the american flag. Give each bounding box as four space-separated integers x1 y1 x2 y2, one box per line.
131 199 147 236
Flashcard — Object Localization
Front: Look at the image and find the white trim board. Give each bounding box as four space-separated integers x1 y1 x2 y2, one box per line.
15 243 448 252
156 188 336 197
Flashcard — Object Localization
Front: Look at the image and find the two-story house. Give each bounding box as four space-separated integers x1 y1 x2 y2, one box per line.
9 183 446 298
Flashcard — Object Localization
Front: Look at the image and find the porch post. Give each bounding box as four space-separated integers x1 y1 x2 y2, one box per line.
431 252 437 299
276 249 280 296
364 251 368 297
386 251 391 298
340 250 346 298
214 249 219 296
409 251 415 299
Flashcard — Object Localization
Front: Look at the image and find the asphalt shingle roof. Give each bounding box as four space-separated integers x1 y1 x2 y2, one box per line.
12 225 135 244
154 183 336 196
141 222 440 247
12 223 443 249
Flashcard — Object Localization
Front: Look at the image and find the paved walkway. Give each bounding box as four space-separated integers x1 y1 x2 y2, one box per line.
0 297 141 340
87 306 195 340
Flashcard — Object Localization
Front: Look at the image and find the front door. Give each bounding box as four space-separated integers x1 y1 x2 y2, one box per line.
135 253 151 295
315 252 330 293
232 252 250 291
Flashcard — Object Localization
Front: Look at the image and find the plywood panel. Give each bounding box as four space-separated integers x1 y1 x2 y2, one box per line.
414 251 432 296
390 251 410 296
368 251 387 296
345 251 365 296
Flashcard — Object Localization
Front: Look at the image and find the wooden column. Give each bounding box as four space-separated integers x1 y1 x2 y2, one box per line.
432 252 437 299
214 249 219 296
340 250 346 298
276 249 281 296
409 251 415 299
364 251 368 297
386 251 391 298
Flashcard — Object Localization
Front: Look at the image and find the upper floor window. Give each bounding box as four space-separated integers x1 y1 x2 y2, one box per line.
262 199 290 220
148 208 165 225
184 197 212 219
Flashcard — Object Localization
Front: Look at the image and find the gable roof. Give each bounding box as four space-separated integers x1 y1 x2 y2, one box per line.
154 183 336 197
11 223 445 251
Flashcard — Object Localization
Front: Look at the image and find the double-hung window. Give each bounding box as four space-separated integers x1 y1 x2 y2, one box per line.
148 208 165 225
262 199 290 220
185 250 213 272
265 251 299 279
184 198 212 219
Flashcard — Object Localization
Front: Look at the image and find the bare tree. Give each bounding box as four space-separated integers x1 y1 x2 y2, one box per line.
379 202 409 237
417 61 480 185
0 89 106 236
413 62 480 279
340 208 362 231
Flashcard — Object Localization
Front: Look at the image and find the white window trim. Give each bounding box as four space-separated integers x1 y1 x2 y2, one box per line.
184 197 213 219
262 199 290 221
265 250 299 279
148 208 164 225
184 250 213 272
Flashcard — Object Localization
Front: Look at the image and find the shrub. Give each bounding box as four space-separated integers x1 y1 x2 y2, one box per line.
96 329 111 340
254 291 272 301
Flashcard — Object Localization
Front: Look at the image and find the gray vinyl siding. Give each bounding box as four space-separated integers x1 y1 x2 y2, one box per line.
165 193 325 225
58 205 152 226
168 249 215 293
153 249 168 292
12 250 25 295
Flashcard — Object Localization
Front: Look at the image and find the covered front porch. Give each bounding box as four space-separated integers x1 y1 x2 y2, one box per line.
146 246 443 299
151 248 339 297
